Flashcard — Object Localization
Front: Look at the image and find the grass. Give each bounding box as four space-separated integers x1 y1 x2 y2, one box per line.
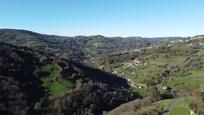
37 64 74 97
114 54 187 85
40 64 59 81
174 98 193 108
154 98 193 115
114 65 137 80
131 87 149 97
170 107 190 115
114 63 161 83
153 99 173 112
48 80 74 97
135 67 146 81
169 98 193 115
138 65 162 78
196 47 204 55
165 70 204 91
152 55 186 66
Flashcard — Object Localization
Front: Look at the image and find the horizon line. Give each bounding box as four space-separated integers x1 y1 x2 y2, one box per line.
0 28 203 38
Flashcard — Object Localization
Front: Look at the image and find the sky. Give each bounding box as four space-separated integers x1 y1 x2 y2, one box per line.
0 0 204 37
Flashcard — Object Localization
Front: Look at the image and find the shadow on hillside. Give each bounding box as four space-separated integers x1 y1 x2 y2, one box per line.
73 62 130 89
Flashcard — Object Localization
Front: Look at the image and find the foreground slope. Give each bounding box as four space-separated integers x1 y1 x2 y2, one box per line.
0 42 139 115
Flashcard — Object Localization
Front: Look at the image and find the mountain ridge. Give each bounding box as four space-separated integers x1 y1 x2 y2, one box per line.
0 29 183 62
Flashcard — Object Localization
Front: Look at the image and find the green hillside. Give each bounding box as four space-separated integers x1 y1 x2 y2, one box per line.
0 29 204 115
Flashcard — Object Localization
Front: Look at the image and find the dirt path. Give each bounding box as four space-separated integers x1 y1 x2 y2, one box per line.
163 99 178 115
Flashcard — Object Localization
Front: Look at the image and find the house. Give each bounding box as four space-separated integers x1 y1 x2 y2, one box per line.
112 71 118 74
190 110 196 115
179 40 184 42
137 83 147 89
163 86 172 93
99 65 104 69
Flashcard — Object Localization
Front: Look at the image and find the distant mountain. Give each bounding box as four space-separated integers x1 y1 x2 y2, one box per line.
193 35 204 39
0 29 79 59
0 29 180 62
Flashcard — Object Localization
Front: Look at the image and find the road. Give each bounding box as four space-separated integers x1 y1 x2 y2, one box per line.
163 99 177 115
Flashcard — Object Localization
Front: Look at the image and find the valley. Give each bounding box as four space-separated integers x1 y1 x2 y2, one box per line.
0 29 204 115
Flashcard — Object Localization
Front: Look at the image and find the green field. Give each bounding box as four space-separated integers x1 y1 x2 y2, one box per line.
170 107 190 115
154 98 193 115
153 99 173 112
131 87 149 97
114 54 187 84
165 70 204 91
36 64 74 97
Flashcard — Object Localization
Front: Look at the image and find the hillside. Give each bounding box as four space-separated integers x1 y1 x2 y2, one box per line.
1 29 204 115
0 42 139 115
96 37 204 115
0 29 179 63
96 37 204 94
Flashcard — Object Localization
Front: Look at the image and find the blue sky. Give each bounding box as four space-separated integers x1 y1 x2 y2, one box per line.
0 0 204 37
